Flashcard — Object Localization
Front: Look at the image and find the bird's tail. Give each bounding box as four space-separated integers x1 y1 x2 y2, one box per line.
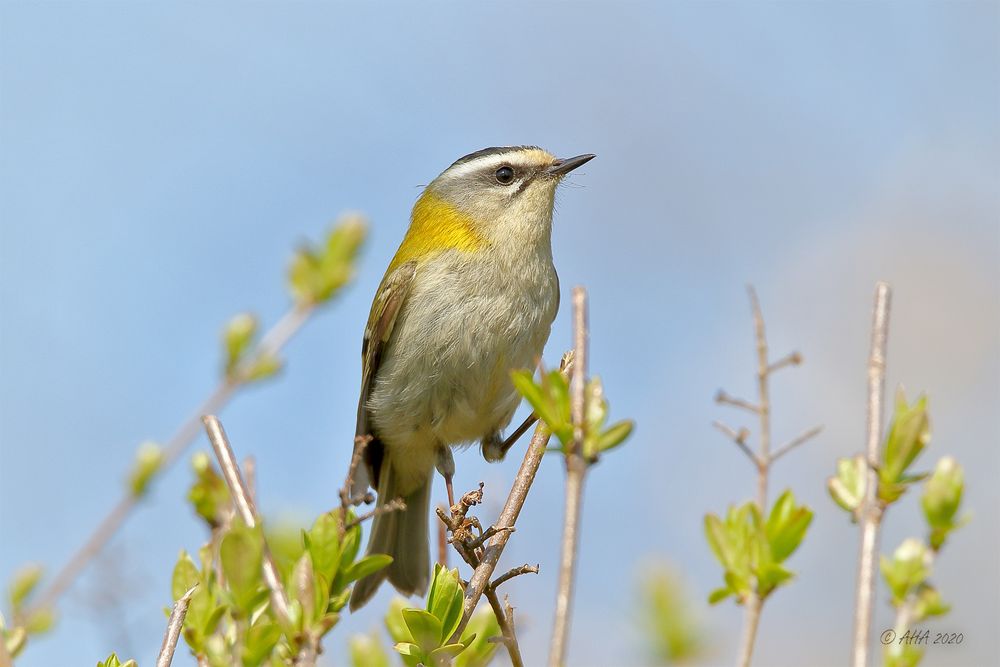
349 461 431 611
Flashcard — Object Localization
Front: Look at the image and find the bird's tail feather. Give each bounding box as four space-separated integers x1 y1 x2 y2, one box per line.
349 462 431 611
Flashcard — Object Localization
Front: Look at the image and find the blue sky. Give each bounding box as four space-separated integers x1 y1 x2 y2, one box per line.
1 2 997 665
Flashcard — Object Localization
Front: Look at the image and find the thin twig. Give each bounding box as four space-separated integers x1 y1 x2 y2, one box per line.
202 415 293 628
486 588 525 667
549 287 589 667
712 420 759 466
715 390 761 414
747 285 771 511
27 304 314 617
737 593 762 667
155 584 198 667
770 426 823 463
852 282 892 667
450 421 553 640
345 498 406 528
491 563 540 590
766 351 802 375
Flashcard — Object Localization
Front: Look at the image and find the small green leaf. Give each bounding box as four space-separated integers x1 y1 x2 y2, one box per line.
349 632 391 667
765 490 813 562
880 538 931 604
220 520 264 615
24 607 55 634
828 456 867 517
385 597 413 644
242 353 283 383
880 391 930 496
426 564 463 641
292 552 317 624
343 554 393 584
455 608 500 667
307 511 343 582
402 608 444 653
596 420 634 453
429 643 469 662
243 618 282 664
708 587 732 604
171 551 200 602
922 456 965 549
223 313 257 376
187 452 230 528
127 441 164 497
9 564 43 611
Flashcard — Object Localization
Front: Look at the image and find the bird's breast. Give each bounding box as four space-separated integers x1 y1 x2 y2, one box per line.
368 245 558 454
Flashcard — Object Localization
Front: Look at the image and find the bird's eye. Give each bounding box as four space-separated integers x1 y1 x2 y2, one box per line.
495 166 515 185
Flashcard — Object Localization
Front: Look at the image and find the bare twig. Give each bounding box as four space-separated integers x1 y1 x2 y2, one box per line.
345 498 406 528
450 420 553 640
712 420 758 465
715 390 761 414
747 286 771 511
737 594 762 667
202 415 293 628
852 282 892 667
767 351 802 375
770 425 823 463
28 303 314 617
155 584 198 667
486 588 525 667
491 563 540 590
549 287 589 667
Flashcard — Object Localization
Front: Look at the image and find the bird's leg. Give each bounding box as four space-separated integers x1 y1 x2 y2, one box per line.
435 445 456 508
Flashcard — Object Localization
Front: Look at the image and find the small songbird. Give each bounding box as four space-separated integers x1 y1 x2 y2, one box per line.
348 146 595 610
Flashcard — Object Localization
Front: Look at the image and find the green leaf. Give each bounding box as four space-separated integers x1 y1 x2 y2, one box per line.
288 216 367 304
402 608 444 653
880 391 930 494
307 511 343 582
708 587 732 604
765 490 813 562
429 643 469 664
223 312 257 376
756 563 794 597
828 456 867 516
24 607 55 634
244 618 282 664
426 564 463 641
291 552 317 624
187 452 230 528
243 353 283 383
880 538 931 604
220 520 265 616
349 633 391 667
338 521 362 574
385 597 413 644
127 441 164 497
172 551 201 602
922 456 965 549
343 554 393 584
455 608 500 667
596 420 634 453
96 653 137 667
9 564 43 611
912 584 951 621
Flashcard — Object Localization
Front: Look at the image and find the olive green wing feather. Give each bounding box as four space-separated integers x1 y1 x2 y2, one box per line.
351 260 417 495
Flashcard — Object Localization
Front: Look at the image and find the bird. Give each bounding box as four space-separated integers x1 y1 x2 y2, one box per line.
348 146 595 610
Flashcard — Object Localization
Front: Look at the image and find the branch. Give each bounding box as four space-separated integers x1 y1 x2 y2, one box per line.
155 584 197 667
770 426 823 463
712 420 759 466
549 287 589 667
715 390 761 414
27 303 314 617
852 282 892 667
491 563 540 590
345 498 406 529
486 589 525 667
202 415 293 628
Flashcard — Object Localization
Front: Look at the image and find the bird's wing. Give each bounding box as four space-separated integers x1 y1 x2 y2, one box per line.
351 260 417 495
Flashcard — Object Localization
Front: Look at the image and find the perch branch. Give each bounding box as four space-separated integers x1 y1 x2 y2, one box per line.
549 287 589 667
155 584 198 667
712 420 758 465
202 415 293 628
851 282 892 667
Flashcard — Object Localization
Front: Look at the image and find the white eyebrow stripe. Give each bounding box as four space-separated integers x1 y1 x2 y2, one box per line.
443 151 544 180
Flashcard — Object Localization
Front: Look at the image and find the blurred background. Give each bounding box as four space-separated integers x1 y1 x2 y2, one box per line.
1 2 997 666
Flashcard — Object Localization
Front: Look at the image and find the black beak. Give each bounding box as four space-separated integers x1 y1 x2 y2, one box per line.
547 153 596 176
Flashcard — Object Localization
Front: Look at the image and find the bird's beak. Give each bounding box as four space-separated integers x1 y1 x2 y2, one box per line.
547 153 596 176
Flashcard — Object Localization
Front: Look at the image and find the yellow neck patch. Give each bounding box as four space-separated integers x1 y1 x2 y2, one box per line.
389 191 487 271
